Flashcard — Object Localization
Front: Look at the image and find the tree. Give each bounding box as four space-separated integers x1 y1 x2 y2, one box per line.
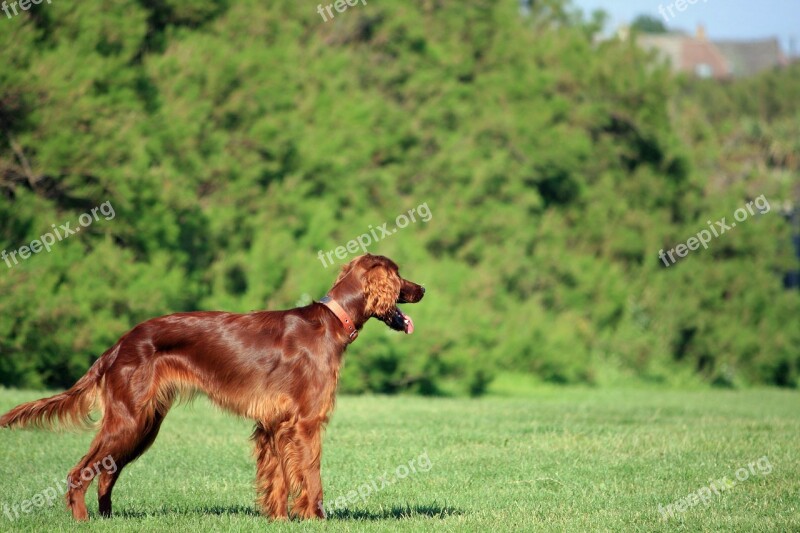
631 14 668 34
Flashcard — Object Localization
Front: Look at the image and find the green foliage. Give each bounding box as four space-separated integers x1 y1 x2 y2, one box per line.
0 0 797 393
631 14 668 34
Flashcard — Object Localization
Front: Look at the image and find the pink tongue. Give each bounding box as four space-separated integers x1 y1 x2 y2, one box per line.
401 311 414 334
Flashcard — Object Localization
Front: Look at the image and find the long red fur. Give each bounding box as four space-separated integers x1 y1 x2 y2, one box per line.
0 254 425 521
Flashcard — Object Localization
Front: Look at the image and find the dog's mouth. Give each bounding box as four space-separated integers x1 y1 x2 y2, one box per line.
385 307 414 334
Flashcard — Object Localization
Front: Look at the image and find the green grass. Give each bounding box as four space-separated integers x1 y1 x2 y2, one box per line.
0 387 798 532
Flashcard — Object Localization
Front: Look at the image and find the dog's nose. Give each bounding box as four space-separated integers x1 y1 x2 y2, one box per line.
421 286 426 295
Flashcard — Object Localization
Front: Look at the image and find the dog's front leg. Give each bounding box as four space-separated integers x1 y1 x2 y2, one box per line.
253 425 289 520
288 418 326 519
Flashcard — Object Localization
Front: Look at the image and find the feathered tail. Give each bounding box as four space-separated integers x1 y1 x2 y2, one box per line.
0 342 120 430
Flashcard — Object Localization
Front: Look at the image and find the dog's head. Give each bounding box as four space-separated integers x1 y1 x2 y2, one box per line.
333 254 425 333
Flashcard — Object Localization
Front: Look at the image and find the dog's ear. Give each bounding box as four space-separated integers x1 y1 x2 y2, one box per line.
364 265 401 317
334 260 356 286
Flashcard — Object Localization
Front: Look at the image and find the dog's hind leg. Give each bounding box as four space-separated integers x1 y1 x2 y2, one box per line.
66 404 164 520
68 359 170 521
97 411 166 517
66 432 106 520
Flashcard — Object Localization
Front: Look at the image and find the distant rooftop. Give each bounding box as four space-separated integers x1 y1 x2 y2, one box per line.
714 39 786 77
633 26 787 79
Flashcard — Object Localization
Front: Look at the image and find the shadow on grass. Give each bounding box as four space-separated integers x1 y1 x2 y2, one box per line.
116 504 260 519
328 503 461 521
115 503 461 521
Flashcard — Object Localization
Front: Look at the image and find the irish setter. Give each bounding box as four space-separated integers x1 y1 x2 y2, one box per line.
0 254 425 521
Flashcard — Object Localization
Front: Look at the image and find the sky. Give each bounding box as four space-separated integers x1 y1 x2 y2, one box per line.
571 0 799 54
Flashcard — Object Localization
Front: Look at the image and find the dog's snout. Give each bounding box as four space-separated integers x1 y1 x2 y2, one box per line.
398 280 425 304
411 283 425 302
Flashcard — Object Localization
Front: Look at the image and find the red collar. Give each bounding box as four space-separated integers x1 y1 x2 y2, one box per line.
319 296 358 342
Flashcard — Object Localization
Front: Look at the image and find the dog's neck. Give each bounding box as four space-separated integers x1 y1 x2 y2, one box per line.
319 296 358 342
323 276 370 342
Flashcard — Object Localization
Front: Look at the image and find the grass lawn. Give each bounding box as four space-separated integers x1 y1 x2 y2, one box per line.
0 387 798 532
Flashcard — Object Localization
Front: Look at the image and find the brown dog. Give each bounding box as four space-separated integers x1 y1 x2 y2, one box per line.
0 254 425 520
